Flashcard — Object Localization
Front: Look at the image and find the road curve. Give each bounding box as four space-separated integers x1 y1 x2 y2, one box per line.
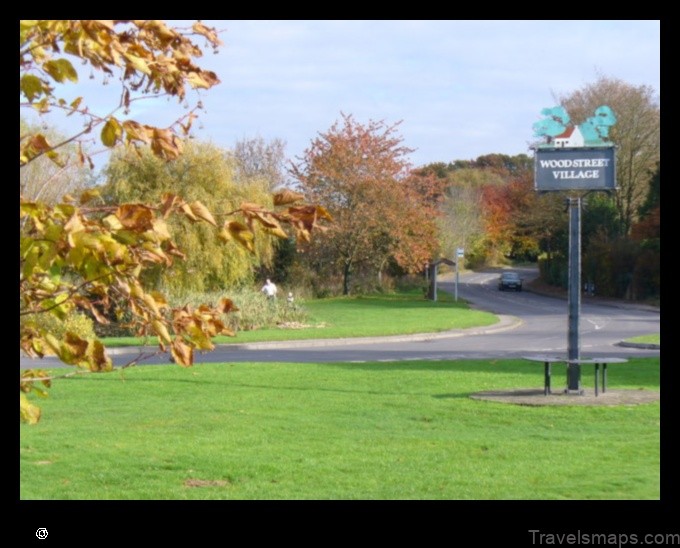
20 267 660 368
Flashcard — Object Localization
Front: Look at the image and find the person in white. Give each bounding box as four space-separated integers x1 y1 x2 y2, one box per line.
261 278 278 300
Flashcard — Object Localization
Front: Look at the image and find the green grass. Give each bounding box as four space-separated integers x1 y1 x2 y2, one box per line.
625 334 660 345
103 289 498 346
20 357 660 500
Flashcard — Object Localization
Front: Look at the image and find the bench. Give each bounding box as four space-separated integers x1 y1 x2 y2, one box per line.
522 356 628 396
570 357 628 396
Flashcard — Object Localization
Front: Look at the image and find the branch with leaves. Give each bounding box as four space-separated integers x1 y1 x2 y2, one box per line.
20 20 331 423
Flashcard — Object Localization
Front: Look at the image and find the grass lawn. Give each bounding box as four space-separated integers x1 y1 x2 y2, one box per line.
20 357 660 500
625 334 660 345
103 290 499 346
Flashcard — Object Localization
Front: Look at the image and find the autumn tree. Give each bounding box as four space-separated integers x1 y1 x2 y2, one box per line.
20 20 329 423
556 75 660 235
291 113 441 295
419 154 535 267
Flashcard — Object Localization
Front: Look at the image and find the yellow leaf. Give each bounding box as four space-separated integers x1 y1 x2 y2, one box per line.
103 214 123 231
20 74 45 102
226 221 255 253
63 213 85 233
264 225 289 239
122 120 152 144
46 150 66 168
273 189 305 206
21 133 52 164
141 292 161 317
115 204 154 231
218 228 231 243
20 393 42 425
69 96 83 111
186 72 210 89
79 189 101 205
189 201 217 226
150 291 169 309
180 203 198 222
152 218 172 240
43 58 79 83
124 53 151 75
171 338 194 367
86 340 113 372
101 117 123 147
315 206 333 221
152 319 172 344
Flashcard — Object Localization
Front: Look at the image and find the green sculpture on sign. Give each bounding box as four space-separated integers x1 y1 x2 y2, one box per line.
533 105 617 148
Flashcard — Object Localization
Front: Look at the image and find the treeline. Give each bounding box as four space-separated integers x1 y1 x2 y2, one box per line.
21 77 659 303
418 156 660 302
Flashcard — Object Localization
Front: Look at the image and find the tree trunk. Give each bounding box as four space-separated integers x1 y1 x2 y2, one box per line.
343 261 352 296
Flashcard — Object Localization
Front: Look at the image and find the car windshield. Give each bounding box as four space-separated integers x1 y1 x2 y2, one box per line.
502 273 519 280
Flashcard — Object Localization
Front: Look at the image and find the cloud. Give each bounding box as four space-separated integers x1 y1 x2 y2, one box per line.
24 20 660 171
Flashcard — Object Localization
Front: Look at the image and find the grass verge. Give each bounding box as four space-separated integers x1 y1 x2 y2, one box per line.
102 290 498 346
624 334 660 345
20 357 659 500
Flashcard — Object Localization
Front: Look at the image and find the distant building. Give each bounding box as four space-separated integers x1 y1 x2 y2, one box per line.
553 125 584 148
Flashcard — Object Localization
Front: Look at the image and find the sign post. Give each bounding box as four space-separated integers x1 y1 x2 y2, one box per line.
455 248 464 302
532 105 617 394
567 196 582 393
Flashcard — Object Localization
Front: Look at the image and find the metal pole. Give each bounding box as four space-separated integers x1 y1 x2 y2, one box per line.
454 259 459 302
567 196 582 393
432 263 438 302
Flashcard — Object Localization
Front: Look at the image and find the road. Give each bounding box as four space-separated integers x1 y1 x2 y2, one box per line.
20 267 660 368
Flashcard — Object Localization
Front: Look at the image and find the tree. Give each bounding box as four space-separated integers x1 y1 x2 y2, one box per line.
420 154 535 267
232 136 288 191
20 119 94 203
103 141 276 295
291 113 441 295
20 20 330 423
557 75 660 235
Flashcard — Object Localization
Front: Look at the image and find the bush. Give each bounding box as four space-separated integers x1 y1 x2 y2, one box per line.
168 287 310 333
22 311 96 341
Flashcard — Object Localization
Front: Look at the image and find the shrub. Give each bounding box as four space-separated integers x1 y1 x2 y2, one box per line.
168 287 310 333
22 311 96 341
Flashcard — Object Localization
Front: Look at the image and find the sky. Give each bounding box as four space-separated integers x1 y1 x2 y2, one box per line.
25 20 660 173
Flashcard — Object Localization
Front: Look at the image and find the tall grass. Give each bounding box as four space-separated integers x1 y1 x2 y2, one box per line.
168 287 309 332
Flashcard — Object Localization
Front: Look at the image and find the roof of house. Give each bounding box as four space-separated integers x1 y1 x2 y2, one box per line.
555 125 576 139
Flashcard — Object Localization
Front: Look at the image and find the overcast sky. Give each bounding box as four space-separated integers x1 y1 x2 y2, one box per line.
27 20 660 172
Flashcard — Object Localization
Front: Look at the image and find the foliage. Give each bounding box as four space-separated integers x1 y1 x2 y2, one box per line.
418 154 538 267
167 288 309 332
20 119 94 203
20 20 222 167
231 136 288 191
291 113 442 295
478 160 540 263
556 75 660 235
21 310 96 342
103 142 276 294
19 20 330 423
101 287 493 346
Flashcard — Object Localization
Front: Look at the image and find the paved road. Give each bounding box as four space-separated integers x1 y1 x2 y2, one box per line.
20 267 660 368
